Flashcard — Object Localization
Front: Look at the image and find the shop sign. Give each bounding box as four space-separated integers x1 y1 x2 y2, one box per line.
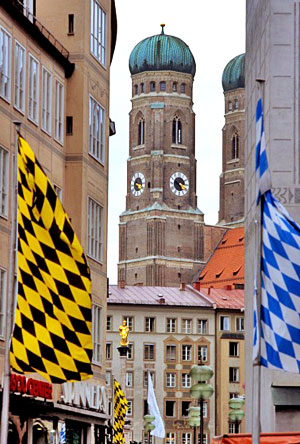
62 382 108 413
10 374 52 399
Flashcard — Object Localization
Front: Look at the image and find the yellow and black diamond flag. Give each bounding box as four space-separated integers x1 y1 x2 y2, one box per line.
113 379 128 444
10 136 93 383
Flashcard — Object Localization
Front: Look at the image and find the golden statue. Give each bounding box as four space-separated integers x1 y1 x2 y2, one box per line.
119 320 129 346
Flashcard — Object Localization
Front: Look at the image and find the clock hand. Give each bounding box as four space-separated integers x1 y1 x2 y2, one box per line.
179 183 186 190
136 183 142 190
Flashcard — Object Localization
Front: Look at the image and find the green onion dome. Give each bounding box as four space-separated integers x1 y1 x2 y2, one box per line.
129 25 196 77
222 53 245 92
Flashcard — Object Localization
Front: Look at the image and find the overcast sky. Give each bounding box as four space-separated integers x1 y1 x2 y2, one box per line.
107 0 246 284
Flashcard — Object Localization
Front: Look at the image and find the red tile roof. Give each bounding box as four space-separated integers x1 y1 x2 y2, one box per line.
108 285 213 308
199 288 244 309
194 227 244 289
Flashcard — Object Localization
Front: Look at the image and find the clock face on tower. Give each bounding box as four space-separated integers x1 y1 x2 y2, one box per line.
170 172 189 196
131 172 146 196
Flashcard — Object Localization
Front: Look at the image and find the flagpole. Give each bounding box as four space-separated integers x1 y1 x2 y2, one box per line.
0 122 21 444
252 80 265 444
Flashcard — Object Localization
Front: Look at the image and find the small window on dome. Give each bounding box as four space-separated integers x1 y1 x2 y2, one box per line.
140 83 145 93
228 101 233 111
134 84 138 95
172 82 177 92
150 81 156 92
160 81 166 92
180 83 186 94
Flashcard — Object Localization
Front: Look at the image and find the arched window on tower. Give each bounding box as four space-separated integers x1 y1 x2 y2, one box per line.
172 82 177 92
160 81 166 91
172 116 182 144
228 101 233 111
150 81 156 92
140 83 145 93
180 83 186 94
231 132 239 159
134 84 138 95
138 118 145 145
234 99 239 110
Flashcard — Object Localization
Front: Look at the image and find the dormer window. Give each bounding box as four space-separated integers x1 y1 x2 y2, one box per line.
150 81 155 92
160 81 166 92
172 116 182 144
180 83 186 94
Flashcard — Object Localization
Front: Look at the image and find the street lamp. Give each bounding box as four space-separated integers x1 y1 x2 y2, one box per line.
189 365 214 444
143 414 155 444
228 396 245 433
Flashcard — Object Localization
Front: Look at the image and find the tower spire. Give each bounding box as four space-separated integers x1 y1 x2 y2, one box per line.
160 23 165 34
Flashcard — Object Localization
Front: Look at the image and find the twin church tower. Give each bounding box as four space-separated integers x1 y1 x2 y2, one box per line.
118 26 245 287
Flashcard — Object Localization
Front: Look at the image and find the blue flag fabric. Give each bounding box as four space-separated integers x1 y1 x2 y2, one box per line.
254 97 300 373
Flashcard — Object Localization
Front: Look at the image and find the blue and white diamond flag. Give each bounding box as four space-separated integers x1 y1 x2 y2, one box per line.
254 97 300 373
255 97 271 203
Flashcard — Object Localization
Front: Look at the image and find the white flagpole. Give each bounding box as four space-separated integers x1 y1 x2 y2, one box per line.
252 80 265 444
0 122 21 444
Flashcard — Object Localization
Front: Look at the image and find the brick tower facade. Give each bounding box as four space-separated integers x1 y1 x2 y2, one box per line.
219 54 245 226
118 27 206 286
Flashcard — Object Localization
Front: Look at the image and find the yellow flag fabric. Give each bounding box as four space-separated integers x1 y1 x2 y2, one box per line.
113 379 128 444
10 136 93 383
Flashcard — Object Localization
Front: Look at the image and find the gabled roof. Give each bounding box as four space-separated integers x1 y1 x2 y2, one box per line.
194 227 244 289
108 285 213 308
199 288 244 310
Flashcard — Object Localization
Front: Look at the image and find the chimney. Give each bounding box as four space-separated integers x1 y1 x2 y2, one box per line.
118 280 125 289
180 282 186 291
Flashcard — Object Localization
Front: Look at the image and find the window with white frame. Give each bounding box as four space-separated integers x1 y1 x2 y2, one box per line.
105 342 112 360
0 27 11 101
0 146 8 217
89 96 105 162
203 401 208 418
166 344 176 361
0 268 6 337
229 342 239 357
106 315 112 331
145 317 155 332
105 371 111 386
14 41 25 113
198 345 208 362
220 315 230 331
126 371 133 387
55 80 64 143
229 422 240 433
181 373 191 389
144 343 155 360
197 319 207 334
127 342 133 359
126 400 133 416
166 373 176 388
28 54 39 124
182 318 192 334
90 0 106 65
166 432 176 444
182 433 191 444
92 304 101 365
166 318 176 333
236 316 244 332
88 197 103 261
182 344 192 361
41 67 51 134
229 367 239 383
